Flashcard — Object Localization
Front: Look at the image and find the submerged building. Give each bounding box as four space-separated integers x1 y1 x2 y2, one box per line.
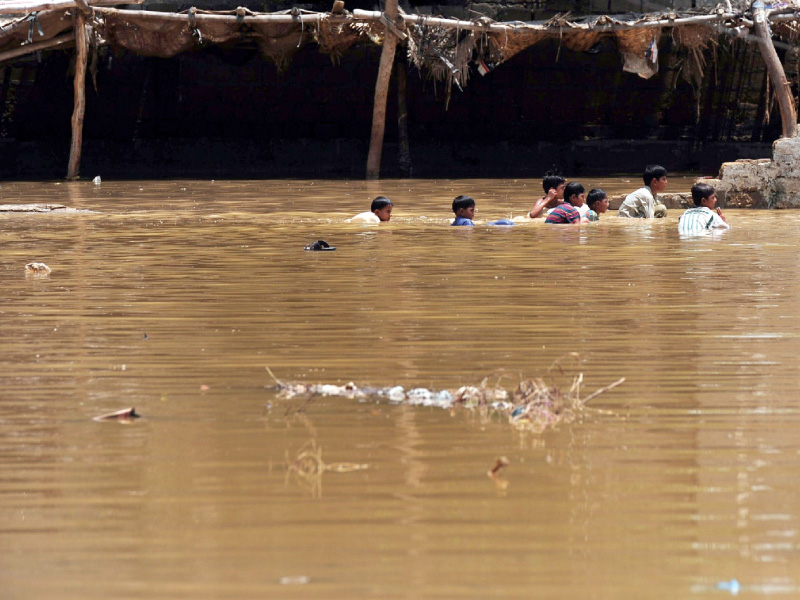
1 0 798 179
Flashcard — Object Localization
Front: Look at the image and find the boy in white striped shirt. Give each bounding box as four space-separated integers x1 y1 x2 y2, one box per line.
678 182 730 235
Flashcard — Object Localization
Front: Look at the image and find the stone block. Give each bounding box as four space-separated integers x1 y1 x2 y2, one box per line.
718 158 774 191
725 191 770 209
771 137 800 177
771 177 800 208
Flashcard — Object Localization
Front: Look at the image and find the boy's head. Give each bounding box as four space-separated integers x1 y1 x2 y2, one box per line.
370 196 393 222
563 182 585 206
691 182 717 208
452 195 476 220
643 165 668 192
587 188 609 213
543 173 567 198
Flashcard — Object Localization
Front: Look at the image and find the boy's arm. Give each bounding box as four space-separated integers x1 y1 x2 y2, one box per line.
529 189 558 218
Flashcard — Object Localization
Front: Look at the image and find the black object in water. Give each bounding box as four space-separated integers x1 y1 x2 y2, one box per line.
304 240 336 251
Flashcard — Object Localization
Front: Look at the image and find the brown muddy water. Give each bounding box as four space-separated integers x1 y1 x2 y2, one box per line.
2 177 800 599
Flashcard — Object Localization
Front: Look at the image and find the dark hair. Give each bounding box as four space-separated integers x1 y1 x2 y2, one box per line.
563 182 585 205
452 195 476 213
691 182 715 206
586 188 607 208
542 173 566 194
643 165 667 187
371 196 393 212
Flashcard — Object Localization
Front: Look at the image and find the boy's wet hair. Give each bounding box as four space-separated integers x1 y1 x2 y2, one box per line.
563 182 585 205
586 188 607 208
542 173 566 194
452 195 476 213
690 182 715 206
371 196 393 212
643 164 667 186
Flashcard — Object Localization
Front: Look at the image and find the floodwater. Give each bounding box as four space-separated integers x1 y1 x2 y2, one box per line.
2 177 800 599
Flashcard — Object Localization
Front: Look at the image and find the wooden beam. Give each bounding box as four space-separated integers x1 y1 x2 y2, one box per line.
0 0 142 14
752 0 797 138
365 0 400 180
66 13 87 180
0 31 74 64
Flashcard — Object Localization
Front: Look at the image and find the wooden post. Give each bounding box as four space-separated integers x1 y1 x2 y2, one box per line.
66 13 87 180
365 0 399 180
753 0 797 138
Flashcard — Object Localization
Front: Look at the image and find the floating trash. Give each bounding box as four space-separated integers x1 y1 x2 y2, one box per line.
717 579 740 595
92 175 101 185
93 407 141 422
304 240 336 251
279 575 310 585
267 360 625 434
24 262 51 276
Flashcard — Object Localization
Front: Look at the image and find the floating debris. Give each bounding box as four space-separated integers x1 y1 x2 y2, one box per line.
267 364 625 434
489 456 509 476
93 175 102 185
279 575 310 585
93 407 141 422
488 456 510 492
304 239 336 251
24 262 51 276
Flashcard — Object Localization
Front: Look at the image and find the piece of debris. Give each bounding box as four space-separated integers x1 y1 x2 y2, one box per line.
93 407 141 422
304 239 336 251
488 456 510 492
267 363 625 434
489 456 509 476
93 175 102 185
1 204 96 213
24 263 51 276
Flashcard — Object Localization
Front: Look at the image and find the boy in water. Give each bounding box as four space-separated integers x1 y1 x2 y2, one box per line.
451 195 476 226
349 196 393 223
528 173 566 218
545 182 586 225
618 165 669 218
678 182 730 234
585 188 610 221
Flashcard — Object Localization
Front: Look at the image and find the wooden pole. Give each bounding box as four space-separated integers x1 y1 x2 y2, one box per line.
0 0 142 14
66 13 87 180
0 32 74 64
753 0 797 138
365 0 400 179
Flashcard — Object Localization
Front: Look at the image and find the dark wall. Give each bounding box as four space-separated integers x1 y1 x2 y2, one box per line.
0 31 780 179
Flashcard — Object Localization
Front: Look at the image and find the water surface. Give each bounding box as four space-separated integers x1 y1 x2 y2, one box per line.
2 178 800 598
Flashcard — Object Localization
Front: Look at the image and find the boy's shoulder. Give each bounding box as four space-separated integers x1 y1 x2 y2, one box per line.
349 211 380 223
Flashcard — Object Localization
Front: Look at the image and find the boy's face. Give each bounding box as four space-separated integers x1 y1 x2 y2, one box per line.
651 175 668 193
594 196 609 213
374 205 393 222
554 182 566 199
570 193 586 207
700 192 718 209
457 206 475 220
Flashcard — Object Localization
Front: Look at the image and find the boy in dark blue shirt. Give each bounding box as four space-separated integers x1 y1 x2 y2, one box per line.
451 195 476 226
